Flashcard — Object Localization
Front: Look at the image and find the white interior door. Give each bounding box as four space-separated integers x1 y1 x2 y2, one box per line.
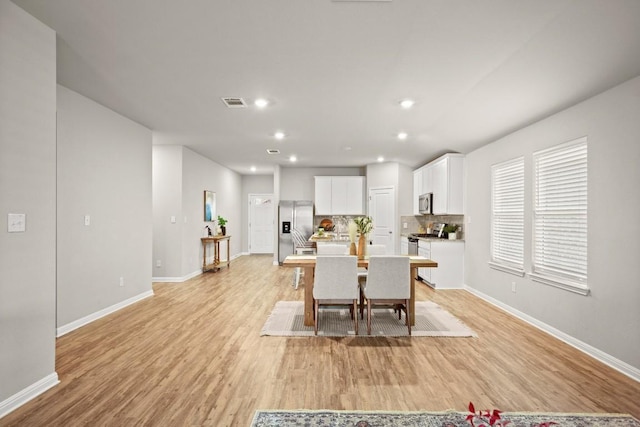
249 194 274 254
368 186 396 254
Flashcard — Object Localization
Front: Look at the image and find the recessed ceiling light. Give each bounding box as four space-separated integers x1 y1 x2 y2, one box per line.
397 132 408 140
400 99 414 109
274 131 285 140
254 98 268 108
344 146 352 151
250 166 257 172
289 155 297 162
377 156 384 162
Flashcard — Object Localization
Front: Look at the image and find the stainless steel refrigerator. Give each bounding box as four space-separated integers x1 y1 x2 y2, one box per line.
278 200 314 264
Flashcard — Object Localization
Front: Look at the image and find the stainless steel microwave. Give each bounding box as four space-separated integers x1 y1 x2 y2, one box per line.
419 193 432 215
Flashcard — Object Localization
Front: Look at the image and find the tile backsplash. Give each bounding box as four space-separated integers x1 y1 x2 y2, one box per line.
401 215 465 239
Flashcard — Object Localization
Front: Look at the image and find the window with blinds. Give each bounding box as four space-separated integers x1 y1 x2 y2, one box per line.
532 137 588 295
490 157 525 276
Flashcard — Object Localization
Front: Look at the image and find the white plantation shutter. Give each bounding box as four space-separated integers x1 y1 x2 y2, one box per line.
532 137 588 295
490 157 524 275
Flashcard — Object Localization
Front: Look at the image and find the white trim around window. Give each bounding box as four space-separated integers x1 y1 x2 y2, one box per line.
532 137 588 295
489 156 525 277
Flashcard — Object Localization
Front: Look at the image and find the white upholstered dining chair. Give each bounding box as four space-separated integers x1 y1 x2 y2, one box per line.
357 243 387 317
361 255 411 335
312 255 359 335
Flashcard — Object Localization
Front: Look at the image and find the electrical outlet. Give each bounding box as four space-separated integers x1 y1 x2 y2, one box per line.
156 260 162 268
511 282 516 293
84 215 91 226
403 222 408 229
119 277 124 287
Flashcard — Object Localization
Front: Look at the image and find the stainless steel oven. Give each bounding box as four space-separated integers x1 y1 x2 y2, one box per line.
407 235 419 255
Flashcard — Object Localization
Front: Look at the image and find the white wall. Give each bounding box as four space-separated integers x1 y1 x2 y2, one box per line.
0 0 58 412
152 146 184 278
366 162 414 251
280 167 362 201
56 85 153 329
465 76 640 373
152 146 243 280
182 147 242 274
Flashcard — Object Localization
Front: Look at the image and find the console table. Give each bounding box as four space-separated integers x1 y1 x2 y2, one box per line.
201 235 231 272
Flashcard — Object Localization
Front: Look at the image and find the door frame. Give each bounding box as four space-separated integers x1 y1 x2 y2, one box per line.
368 185 396 254
248 193 275 254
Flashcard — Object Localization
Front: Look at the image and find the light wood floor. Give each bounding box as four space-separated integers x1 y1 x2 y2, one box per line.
2 254 639 426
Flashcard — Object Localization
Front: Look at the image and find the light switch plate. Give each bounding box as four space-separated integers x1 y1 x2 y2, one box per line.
8 213 26 232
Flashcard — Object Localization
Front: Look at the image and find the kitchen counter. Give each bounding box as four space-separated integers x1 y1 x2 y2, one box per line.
402 233 464 242
309 233 352 242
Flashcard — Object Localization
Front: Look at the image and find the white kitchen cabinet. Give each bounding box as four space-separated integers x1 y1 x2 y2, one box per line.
412 168 423 215
314 176 365 215
418 239 464 289
314 176 333 215
429 153 464 215
422 164 433 195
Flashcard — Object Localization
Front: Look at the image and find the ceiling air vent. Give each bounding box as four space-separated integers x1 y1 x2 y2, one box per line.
221 97 247 108
266 149 280 155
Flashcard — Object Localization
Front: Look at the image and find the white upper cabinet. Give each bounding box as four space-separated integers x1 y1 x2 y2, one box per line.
314 176 333 215
314 176 365 215
422 164 433 194
414 153 464 215
431 154 464 215
412 168 423 215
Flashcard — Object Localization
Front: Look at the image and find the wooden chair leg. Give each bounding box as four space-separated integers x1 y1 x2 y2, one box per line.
353 300 358 335
314 300 319 336
366 299 372 335
406 299 411 336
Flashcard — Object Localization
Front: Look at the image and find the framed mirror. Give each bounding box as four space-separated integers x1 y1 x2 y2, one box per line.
204 190 216 222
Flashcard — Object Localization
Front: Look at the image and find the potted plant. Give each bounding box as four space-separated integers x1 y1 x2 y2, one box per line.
353 216 373 259
217 215 228 236
443 224 458 240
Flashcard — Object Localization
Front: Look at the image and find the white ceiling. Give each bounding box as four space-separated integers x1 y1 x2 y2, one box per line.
13 0 640 174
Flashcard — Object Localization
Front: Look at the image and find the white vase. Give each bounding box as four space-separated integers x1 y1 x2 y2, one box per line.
448 232 457 240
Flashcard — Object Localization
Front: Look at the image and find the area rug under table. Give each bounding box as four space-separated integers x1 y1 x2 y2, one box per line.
251 409 640 427
260 300 476 337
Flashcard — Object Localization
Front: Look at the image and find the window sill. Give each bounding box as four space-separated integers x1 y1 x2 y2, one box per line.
530 273 590 296
488 262 525 277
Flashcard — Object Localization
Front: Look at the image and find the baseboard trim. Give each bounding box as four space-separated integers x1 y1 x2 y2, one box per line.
463 285 640 383
153 270 201 283
0 372 59 419
56 290 154 337
152 253 246 283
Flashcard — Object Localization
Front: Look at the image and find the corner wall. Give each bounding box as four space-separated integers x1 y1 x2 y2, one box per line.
56 85 153 331
0 0 58 414
464 76 640 374
152 146 243 280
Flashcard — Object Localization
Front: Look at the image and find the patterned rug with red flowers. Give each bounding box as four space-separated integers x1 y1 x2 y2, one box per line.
250 409 640 427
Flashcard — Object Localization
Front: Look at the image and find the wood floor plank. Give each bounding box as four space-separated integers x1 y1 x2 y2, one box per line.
1 254 639 426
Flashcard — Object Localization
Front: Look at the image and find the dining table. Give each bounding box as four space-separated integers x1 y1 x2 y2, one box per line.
282 255 438 327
